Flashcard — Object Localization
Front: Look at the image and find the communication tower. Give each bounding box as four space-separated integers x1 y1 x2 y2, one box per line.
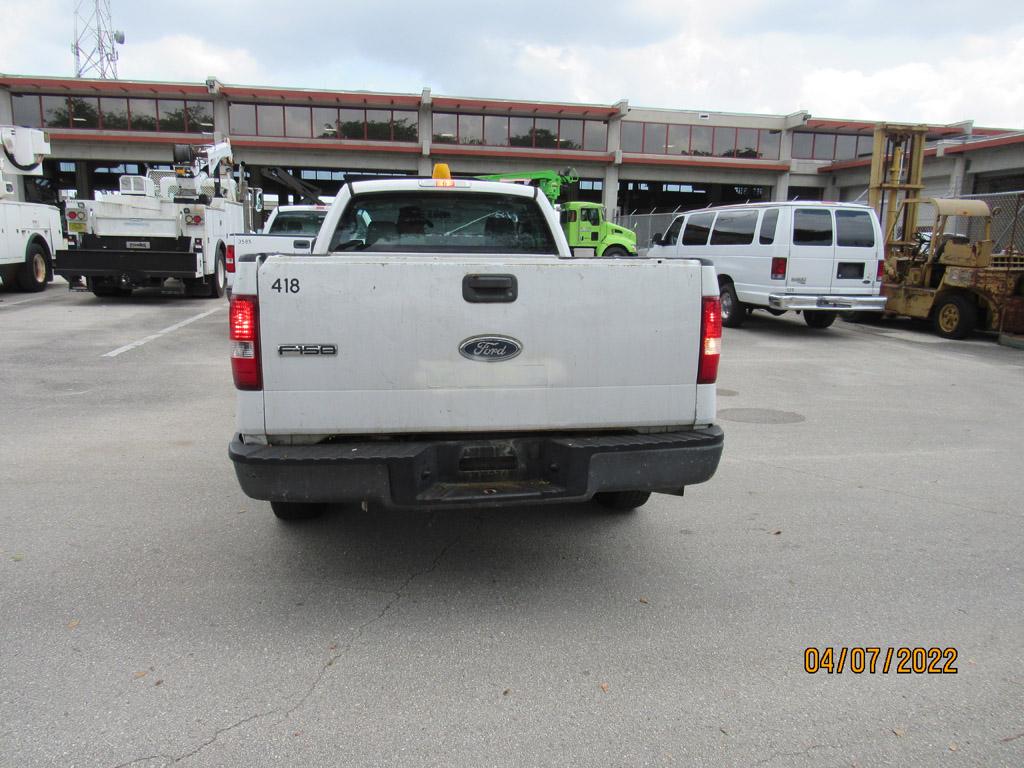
72 0 126 79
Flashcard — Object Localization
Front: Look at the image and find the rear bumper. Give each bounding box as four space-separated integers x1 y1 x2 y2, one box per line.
55 249 199 280
229 426 724 509
768 293 887 312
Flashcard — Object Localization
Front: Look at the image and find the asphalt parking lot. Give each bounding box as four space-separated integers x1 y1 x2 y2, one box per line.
1 284 1022 768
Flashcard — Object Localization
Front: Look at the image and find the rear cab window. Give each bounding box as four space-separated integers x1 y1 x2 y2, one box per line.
329 192 558 254
793 209 833 246
268 210 328 235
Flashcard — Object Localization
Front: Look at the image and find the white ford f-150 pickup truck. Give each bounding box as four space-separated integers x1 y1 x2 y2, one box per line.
228 167 724 520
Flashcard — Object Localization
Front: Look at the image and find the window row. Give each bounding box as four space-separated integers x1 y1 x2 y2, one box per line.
431 114 608 151
667 208 875 248
228 104 418 141
620 123 782 160
12 94 212 133
791 132 874 162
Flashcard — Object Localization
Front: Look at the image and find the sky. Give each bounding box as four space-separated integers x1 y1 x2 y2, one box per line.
2 0 1023 128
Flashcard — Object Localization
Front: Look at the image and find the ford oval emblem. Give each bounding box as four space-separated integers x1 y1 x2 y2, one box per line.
459 335 523 362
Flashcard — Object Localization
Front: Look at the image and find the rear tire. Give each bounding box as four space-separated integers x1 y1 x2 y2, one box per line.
932 293 976 339
208 252 227 299
271 501 328 521
593 490 651 511
16 242 49 292
804 310 837 329
719 280 745 328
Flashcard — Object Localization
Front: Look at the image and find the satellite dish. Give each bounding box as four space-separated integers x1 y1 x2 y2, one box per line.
114 30 126 44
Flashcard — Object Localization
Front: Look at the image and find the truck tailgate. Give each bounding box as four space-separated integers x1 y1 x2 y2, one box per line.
256 255 703 435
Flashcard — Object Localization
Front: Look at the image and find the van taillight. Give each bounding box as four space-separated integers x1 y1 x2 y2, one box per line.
771 257 787 280
698 296 722 385
230 295 261 390
876 259 885 281
226 244 235 273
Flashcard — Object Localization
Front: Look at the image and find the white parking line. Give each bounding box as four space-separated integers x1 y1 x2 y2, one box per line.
103 306 224 358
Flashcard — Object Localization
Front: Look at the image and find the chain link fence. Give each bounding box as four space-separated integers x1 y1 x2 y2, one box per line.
953 191 1024 254
612 211 686 255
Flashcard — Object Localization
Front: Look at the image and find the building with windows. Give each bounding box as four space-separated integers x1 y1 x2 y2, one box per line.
1 74 1021 216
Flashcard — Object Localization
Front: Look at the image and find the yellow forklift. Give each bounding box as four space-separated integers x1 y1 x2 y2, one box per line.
868 123 1024 338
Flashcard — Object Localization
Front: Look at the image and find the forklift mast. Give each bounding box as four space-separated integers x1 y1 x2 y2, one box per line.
867 124 928 255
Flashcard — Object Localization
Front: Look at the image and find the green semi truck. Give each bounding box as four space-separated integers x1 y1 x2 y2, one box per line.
476 169 637 257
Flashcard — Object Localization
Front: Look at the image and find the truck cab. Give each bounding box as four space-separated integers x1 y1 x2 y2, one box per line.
560 202 637 258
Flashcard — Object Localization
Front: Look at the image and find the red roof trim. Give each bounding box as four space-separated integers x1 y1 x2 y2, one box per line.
621 154 790 172
429 145 613 162
220 86 420 107
47 131 209 145
431 96 618 117
942 134 1024 154
804 118 876 133
2 76 209 97
231 138 421 154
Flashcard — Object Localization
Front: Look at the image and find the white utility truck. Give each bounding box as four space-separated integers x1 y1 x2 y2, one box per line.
228 165 724 520
56 141 251 298
650 202 887 328
226 204 328 294
0 125 63 291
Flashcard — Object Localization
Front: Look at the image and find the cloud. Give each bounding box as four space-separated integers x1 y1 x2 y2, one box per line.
2 0 1022 127
116 35 267 85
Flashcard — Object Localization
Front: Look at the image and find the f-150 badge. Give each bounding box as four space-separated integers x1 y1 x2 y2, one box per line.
278 344 337 356
459 335 522 362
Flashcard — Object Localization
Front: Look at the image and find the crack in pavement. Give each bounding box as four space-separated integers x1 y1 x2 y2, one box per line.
113 519 467 768
110 755 173 768
280 519 468 722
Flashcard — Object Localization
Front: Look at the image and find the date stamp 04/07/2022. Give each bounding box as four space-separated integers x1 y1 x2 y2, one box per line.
805 647 959 675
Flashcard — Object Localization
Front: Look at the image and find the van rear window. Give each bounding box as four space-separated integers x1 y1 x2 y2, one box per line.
328 192 557 254
710 210 757 245
836 210 875 247
793 209 833 246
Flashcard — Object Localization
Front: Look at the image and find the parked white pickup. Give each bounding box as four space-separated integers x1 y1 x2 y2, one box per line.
225 205 328 294
227 171 724 520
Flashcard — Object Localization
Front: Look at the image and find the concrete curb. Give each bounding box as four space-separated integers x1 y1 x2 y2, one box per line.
998 333 1024 350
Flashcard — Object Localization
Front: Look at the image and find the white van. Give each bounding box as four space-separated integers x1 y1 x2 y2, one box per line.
649 202 887 328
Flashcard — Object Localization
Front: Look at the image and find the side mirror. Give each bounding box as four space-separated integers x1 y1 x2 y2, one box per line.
651 234 663 247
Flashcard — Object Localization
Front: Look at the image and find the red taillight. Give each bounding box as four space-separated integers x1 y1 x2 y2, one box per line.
230 295 261 390
698 296 722 385
190 215 203 225
876 259 885 281
771 257 787 280
226 244 235 273
67 211 78 220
